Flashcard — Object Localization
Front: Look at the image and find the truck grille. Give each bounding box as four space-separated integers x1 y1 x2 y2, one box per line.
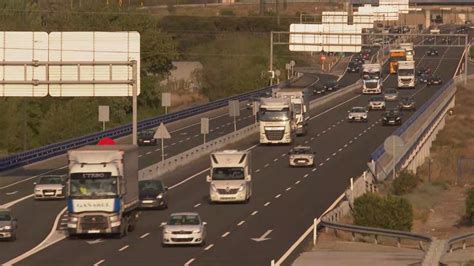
217 188 239 194
401 79 412 84
81 215 108 230
265 130 284 141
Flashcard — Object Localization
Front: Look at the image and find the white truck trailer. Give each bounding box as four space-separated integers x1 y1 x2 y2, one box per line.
274 88 308 136
66 145 139 238
399 43 415 61
207 150 252 203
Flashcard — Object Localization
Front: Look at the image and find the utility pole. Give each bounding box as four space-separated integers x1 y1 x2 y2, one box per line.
259 0 265 16
276 0 280 26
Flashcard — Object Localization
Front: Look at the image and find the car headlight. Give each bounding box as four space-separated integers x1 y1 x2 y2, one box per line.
348 115 353 119
109 215 120 222
164 229 172 234
211 184 217 192
383 117 388 120
362 115 367 119
35 189 41 192
3 225 11 230
69 217 78 222
396 117 401 120
238 185 245 192
193 229 202 233
156 194 163 199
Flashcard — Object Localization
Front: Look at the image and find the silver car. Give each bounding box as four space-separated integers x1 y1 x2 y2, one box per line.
0 208 18 241
368 96 386 110
34 175 67 200
384 88 399 101
348 107 368 122
288 146 315 167
161 212 207 246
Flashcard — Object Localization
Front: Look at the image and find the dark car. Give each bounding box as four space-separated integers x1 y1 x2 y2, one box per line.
402 26 410 33
426 48 438 56
399 96 416 111
312 85 326 95
347 62 360 73
139 179 169 209
0 208 17 241
246 96 259 110
138 129 157 146
323 81 340 92
418 73 431 84
425 36 435 44
417 66 431 76
382 109 402 126
427 74 442 86
353 56 364 64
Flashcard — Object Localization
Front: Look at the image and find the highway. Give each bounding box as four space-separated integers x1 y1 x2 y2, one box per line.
0 59 363 264
1 37 463 265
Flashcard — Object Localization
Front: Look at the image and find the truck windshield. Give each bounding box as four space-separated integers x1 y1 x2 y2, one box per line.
365 81 378 88
259 108 290 122
212 167 245 180
363 73 380 80
398 69 414 76
69 173 118 198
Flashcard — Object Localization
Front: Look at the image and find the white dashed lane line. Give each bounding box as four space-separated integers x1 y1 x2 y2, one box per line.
140 233 150 239
285 187 292 192
264 163 270 168
185 258 196 266
264 202 271 207
326 157 331 161
146 152 152 155
319 162 324 166
295 180 301 185
255 169 261 173
221 232 230 238
273 158 278 162
94 259 105 266
237 220 245 226
118 245 129 252
194 203 201 208
303 174 309 178
204 244 215 251
312 168 317 172
338 148 343 152
251 211 258 216
275 194 282 199
138 155 143 158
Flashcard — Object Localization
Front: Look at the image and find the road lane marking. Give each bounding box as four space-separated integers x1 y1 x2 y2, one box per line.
338 148 343 152
94 259 105 266
1 193 35 209
251 211 258 216
185 258 196 265
303 174 309 178
237 220 245 226
171 142 176 146
168 169 209 190
138 155 143 158
264 202 271 207
146 152 152 155
255 169 261 173
194 203 201 208
273 158 278 162
349 140 353 144
264 163 269 168
204 244 214 251
194 134 199 137
309 94 361 121
281 153 286 157
295 180 301 185
312 168 317 172
221 232 230 238
310 137 314 141
275 194 281 199
118 245 129 252
186 137 191 141
319 162 324 166
332 153 336 156
155 148 160 151
326 157 331 161
0 165 68 190
344 144 348 148
286 187 292 191
140 233 150 239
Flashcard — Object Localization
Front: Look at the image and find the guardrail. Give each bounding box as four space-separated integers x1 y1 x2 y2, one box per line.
0 84 276 172
321 221 432 250
445 232 474 253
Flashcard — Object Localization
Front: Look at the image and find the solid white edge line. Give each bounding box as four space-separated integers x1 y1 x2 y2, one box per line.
4 207 68 265
169 168 209 190
1 194 35 209
0 165 68 190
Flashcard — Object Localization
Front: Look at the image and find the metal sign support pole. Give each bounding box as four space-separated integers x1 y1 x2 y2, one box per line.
161 138 165 162
234 115 237 132
392 137 396 180
465 36 468 85
203 134 206 144
132 60 138 145
103 121 106 131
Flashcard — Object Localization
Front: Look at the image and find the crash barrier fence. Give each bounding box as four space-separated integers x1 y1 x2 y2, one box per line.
141 79 364 179
320 221 432 251
445 232 474 254
0 82 284 172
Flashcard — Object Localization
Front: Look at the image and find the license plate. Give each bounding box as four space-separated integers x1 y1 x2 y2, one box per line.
297 159 306 162
142 200 154 204
144 140 150 143
88 230 100 234
44 192 54 196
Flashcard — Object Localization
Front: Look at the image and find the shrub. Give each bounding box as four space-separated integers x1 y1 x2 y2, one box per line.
466 188 474 226
470 46 474 59
392 170 419 195
219 9 236 17
353 193 413 231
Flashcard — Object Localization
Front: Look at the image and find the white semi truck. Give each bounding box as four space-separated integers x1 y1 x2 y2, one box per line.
397 61 416 89
258 97 293 144
66 145 139 238
273 88 308 136
399 43 415 61
361 63 382 94
207 150 252 203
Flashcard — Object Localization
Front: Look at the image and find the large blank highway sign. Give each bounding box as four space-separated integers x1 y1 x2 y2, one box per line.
48 32 140 97
0 32 49 97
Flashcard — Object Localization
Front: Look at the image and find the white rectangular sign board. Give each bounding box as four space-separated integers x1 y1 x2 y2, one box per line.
0 32 49 97
289 24 363 53
162 92 171 107
98 105 110 122
48 31 140 97
322 12 348 24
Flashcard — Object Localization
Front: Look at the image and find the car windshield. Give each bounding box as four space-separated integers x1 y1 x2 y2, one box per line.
69 173 118 198
258 108 290 122
139 180 164 194
371 96 384 102
398 69 414 76
38 176 63 184
402 97 413 102
385 110 399 116
290 147 311 154
0 211 11 221
349 62 358 68
351 107 366 113
139 130 154 138
386 90 397 95
168 214 200 225
212 167 245 181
